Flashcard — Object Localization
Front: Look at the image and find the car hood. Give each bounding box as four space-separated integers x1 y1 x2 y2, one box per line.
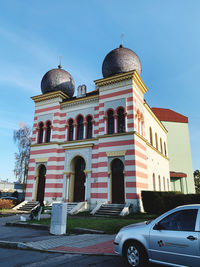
121 221 148 231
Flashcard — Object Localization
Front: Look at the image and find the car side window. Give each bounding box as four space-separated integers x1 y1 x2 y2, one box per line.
157 209 198 231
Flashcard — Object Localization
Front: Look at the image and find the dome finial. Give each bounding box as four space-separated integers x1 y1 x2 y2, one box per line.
120 33 124 48
58 56 62 69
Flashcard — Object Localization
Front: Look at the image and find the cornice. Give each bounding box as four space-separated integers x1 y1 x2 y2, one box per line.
31 142 60 147
98 131 134 139
63 143 94 150
146 142 169 160
134 131 169 160
61 95 99 108
144 103 168 133
31 91 69 103
94 70 148 98
94 70 136 87
132 71 148 95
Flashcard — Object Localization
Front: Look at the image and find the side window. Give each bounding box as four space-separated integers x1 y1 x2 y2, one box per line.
87 116 93 139
156 209 198 231
107 110 114 134
77 115 84 140
117 108 125 133
45 121 51 143
38 122 44 144
68 119 74 141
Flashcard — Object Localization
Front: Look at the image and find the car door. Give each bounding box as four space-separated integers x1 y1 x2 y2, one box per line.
149 208 200 266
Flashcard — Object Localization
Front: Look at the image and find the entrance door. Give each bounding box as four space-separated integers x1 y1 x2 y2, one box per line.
111 159 125 204
36 164 46 204
74 157 86 202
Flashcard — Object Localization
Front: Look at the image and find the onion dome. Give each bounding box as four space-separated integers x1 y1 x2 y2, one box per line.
102 45 142 78
41 66 75 97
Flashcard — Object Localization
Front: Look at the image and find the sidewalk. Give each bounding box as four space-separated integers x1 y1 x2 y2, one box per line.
0 214 115 256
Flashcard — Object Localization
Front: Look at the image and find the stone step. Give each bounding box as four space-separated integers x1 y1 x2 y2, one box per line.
15 201 39 212
94 203 125 217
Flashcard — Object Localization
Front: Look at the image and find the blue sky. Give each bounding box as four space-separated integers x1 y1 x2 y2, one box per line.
0 0 199 181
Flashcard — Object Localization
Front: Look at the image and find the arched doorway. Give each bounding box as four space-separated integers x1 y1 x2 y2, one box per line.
111 159 125 204
36 164 46 204
73 157 86 202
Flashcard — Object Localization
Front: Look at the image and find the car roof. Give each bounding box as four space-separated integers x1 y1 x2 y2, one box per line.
176 204 200 209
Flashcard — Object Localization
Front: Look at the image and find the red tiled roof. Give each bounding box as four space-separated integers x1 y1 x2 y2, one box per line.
170 171 187 178
151 108 188 123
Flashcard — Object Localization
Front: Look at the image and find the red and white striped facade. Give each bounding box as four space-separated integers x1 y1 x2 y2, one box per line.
26 70 170 210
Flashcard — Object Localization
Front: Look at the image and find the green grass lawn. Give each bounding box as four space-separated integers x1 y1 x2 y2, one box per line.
28 213 157 234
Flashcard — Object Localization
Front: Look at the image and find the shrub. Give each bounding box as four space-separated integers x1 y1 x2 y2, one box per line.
0 199 14 209
142 191 182 214
142 191 200 214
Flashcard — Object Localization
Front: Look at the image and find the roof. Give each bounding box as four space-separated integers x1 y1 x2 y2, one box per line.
151 108 188 123
170 171 187 178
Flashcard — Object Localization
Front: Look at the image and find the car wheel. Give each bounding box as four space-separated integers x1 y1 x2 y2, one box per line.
124 241 148 267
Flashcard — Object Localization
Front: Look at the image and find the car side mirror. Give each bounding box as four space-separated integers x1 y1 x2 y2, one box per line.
154 222 163 230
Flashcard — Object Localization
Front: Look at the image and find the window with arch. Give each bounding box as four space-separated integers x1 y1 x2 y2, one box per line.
141 121 144 136
155 133 158 149
149 127 153 146
158 175 161 191
87 116 93 139
77 115 84 140
117 108 125 133
38 122 44 144
164 142 167 157
45 121 51 143
107 109 114 134
167 178 170 191
160 138 163 154
163 177 166 191
153 173 156 191
68 119 74 141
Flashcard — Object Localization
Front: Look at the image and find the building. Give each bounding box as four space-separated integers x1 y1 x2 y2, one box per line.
25 45 195 211
152 108 195 194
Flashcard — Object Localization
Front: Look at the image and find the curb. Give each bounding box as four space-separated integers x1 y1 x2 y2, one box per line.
73 228 105 234
5 222 49 230
0 240 116 256
0 240 30 250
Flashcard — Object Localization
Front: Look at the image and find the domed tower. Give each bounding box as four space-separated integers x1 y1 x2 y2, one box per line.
41 66 75 97
102 45 142 78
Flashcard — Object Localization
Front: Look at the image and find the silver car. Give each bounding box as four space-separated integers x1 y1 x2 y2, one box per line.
114 204 200 267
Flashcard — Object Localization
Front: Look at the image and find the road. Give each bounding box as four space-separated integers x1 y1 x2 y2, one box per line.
0 248 162 267
0 248 125 267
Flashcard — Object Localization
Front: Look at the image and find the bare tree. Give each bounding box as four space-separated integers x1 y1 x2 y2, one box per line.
13 123 31 191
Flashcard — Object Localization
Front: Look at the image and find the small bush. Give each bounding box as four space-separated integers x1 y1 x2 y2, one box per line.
142 191 200 214
142 191 181 214
0 199 14 209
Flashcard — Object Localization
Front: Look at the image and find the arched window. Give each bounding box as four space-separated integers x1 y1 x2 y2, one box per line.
155 133 158 149
87 116 93 139
160 138 163 154
153 173 156 191
107 110 114 134
167 178 170 191
117 108 125 133
163 177 166 191
38 122 44 144
77 115 84 140
149 127 153 146
164 142 167 157
45 121 51 143
158 175 161 191
68 119 74 141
